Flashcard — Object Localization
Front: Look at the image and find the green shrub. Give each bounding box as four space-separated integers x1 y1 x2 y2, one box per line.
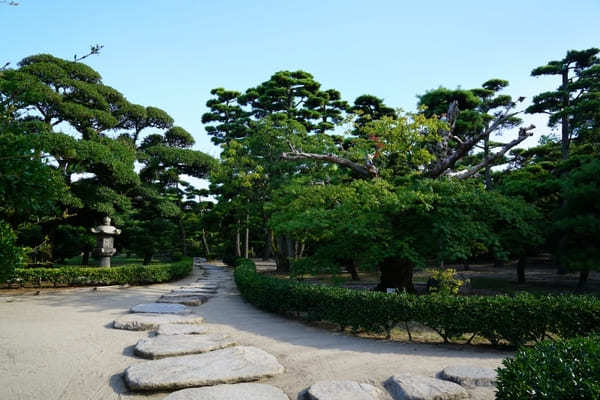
234 261 600 346
0 220 24 283
427 268 464 295
7 259 192 287
496 336 600 399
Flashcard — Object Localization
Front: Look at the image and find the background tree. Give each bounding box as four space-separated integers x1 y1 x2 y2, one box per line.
527 48 600 159
0 53 214 265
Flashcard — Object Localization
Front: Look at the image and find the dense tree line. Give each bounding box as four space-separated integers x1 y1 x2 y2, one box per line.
202 48 599 291
0 53 214 275
1 48 598 291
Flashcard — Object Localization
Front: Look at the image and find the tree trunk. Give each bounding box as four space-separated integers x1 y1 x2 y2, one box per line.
201 229 210 257
143 253 152 265
178 219 187 256
262 229 273 260
274 236 290 273
347 260 360 281
484 134 492 190
82 250 90 266
561 69 570 160
577 269 590 291
375 258 415 293
517 256 527 284
299 241 306 258
244 226 249 259
235 225 241 258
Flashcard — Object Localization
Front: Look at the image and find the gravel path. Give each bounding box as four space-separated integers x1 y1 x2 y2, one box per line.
0 262 509 399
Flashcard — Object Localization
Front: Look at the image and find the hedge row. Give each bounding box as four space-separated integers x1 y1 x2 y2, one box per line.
234 260 600 346
497 335 600 399
6 259 192 287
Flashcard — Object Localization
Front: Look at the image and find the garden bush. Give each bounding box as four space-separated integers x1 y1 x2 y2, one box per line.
7 259 192 287
234 260 600 346
0 220 24 283
496 335 600 399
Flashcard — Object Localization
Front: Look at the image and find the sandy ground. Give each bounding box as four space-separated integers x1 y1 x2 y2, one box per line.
0 263 510 400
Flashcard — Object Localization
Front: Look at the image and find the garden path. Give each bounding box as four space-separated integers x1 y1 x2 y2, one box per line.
0 260 508 400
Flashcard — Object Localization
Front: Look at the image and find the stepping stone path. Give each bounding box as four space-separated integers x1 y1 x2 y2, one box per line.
124 346 285 391
134 333 236 359
157 323 209 336
384 374 468 400
304 380 388 400
163 383 290 400
114 258 286 397
113 313 204 331
158 294 208 306
130 302 191 314
112 258 497 399
438 365 497 388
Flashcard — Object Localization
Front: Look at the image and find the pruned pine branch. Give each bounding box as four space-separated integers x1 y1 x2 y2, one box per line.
455 124 535 179
280 147 378 177
73 44 104 62
426 100 522 178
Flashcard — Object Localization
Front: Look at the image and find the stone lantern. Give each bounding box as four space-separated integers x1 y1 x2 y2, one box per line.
91 216 121 267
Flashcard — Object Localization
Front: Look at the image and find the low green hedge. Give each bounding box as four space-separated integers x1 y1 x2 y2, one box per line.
496 335 600 399
234 259 600 346
7 259 192 287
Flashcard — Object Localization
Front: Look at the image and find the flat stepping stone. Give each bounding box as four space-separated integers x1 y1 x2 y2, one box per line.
176 288 217 294
113 314 204 331
163 383 289 400
305 380 387 400
157 324 209 336
130 303 191 314
438 366 497 387
384 374 468 400
134 334 236 359
190 282 220 286
124 346 284 391
158 296 206 306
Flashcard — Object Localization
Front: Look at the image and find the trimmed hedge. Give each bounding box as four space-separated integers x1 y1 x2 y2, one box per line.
496 335 600 399
7 260 192 287
234 259 600 346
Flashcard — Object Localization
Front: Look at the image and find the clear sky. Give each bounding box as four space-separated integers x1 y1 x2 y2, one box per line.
2 0 599 160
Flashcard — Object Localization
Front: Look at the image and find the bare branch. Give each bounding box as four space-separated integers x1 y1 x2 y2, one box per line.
426 100 523 178
73 44 104 62
455 124 535 179
280 150 377 177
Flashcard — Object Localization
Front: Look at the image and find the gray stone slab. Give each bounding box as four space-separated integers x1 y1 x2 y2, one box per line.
134 334 236 359
384 374 468 400
124 346 284 391
176 287 217 293
113 314 204 331
189 282 219 287
305 380 387 400
157 296 206 306
438 365 497 387
157 324 209 336
163 383 289 400
130 303 191 314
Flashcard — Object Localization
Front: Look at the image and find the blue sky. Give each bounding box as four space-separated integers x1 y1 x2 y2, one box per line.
2 0 599 160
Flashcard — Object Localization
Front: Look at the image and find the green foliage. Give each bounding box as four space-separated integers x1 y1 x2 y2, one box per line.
427 268 464 295
234 262 600 346
269 178 542 280
496 336 600 400
554 157 600 271
8 259 192 287
527 48 600 153
0 220 24 282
